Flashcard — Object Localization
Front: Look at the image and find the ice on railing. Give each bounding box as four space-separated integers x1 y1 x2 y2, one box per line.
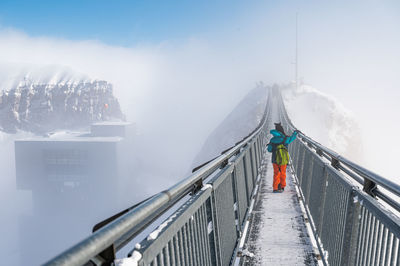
201 184 213 191
147 214 178 241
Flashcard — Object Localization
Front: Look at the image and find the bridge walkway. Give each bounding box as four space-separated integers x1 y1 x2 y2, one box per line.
242 137 318 265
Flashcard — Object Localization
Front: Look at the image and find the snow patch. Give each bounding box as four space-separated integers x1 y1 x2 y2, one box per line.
240 249 255 258
134 243 141 250
207 221 213 234
201 184 212 191
353 195 359 203
324 250 329 261
114 251 142 266
282 84 363 163
228 155 237 163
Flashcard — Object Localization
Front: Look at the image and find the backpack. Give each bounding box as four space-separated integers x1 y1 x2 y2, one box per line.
276 144 289 165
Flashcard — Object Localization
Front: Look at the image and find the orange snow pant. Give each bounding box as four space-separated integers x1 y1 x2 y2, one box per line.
273 163 287 190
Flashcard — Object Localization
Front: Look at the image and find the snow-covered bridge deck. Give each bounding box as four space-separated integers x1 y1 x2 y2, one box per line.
237 92 318 265
242 152 318 265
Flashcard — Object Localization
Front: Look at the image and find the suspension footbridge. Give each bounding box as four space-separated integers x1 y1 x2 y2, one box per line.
43 88 400 266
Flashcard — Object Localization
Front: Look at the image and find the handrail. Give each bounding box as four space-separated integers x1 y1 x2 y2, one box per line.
299 133 400 196
276 90 400 211
43 89 271 266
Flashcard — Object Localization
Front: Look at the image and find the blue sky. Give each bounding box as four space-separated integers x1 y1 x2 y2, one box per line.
1 0 399 110
0 0 266 46
0 0 399 96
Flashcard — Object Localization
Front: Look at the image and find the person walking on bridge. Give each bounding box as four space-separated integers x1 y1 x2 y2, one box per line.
267 123 298 192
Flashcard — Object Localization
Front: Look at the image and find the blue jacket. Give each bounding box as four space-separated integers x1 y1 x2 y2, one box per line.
267 129 298 164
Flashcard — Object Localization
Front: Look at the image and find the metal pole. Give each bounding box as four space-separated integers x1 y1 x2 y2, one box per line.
295 12 298 90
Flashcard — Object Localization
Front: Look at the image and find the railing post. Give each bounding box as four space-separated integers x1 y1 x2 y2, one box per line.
230 170 241 238
296 145 305 185
97 245 116 265
340 189 362 265
209 190 222 266
206 198 219 266
243 154 251 203
317 165 329 237
363 179 377 198
250 143 257 180
241 157 251 206
293 140 300 174
300 149 312 189
304 156 314 204
331 157 340 169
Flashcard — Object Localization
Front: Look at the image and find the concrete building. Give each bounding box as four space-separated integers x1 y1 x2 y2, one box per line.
14 122 135 264
15 122 134 215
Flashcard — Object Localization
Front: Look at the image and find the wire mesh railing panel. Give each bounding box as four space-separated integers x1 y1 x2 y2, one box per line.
135 189 213 266
296 141 306 185
133 137 265 266
306 156 327 235
244 151 254 198
289 134 400 266
249 145 257 182
293 139 301 177
250 142 258 182
353 191 400 266
233 154 250 225
300 147 313 197
254 139 260 172
211 167 238 266
319 167 351 266
133 133 266 266
289 138 299 170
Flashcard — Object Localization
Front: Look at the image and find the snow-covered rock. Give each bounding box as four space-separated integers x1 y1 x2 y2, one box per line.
0 80 124 133
281 84 363 162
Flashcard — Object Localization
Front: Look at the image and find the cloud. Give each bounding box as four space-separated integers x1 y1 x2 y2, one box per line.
1 0 399 184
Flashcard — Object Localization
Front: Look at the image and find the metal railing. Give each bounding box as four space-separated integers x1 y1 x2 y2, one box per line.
276 89 400 266
43 89 272 266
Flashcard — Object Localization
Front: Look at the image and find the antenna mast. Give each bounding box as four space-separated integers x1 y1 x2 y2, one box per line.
295 12 298 90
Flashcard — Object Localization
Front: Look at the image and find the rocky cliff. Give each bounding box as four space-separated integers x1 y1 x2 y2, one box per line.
0 80 124 134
